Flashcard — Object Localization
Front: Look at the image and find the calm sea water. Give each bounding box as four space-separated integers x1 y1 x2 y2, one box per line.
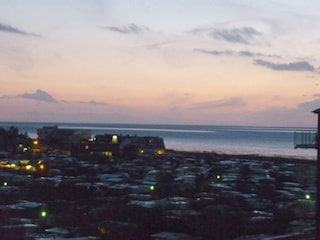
0 122 317 159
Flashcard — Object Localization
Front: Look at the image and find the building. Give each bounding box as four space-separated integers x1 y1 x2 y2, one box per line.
37 126 91 153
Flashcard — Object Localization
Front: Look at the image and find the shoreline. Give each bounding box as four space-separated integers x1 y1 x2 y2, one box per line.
165 149 317 165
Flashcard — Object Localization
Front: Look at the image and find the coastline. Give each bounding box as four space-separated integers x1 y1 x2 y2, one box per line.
1 122 314 157
165 149 317 165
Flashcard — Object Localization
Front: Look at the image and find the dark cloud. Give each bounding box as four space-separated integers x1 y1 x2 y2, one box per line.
0 23 40 37
246 52 281 58
212 27 261 44
102 24 150 34
194 48 281 59
4 89 108 105
18 89 57 102
238 51 254 57
194 49 233 56
254 59 315 71
191 97 245 109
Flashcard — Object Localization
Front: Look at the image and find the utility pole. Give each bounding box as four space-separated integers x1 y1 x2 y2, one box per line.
312 108 320 239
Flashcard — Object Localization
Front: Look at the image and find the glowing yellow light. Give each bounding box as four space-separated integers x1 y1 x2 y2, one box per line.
112 135 118 144
3 181 8 187
26 165 32 170
150 185 155 191
39 164 45 170
305 194 311 200
41 210 47 217
99 227 107 235
104 151 112 157
216 175 221 179
20 160 30 165
84 145 89 150
156 149 165 155
33 140 38 145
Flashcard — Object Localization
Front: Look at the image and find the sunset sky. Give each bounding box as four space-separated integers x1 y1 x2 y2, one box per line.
1 0 320 126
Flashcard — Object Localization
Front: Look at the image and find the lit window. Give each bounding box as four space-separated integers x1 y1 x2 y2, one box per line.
112 135 118 144
104 151 112 157
156 149 165 155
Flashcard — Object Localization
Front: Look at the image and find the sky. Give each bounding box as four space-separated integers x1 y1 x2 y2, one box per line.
1 0 320 127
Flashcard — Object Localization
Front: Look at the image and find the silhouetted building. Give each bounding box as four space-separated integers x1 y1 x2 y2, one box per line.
37 126 91 153
37 126 165 159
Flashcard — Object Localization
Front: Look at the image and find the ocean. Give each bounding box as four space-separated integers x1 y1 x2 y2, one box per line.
0 122 317 160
